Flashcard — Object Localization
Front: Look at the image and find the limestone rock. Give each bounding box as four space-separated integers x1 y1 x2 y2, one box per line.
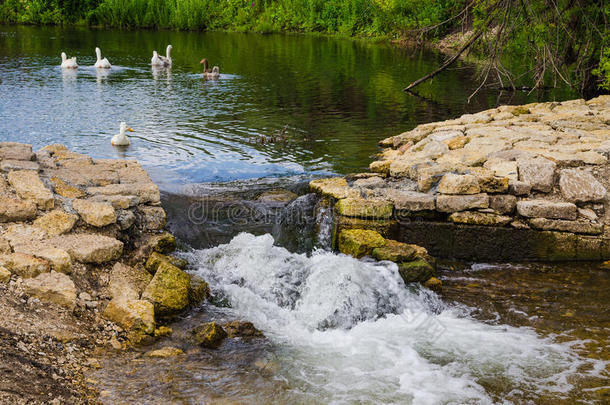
508 180 531 196
72 199 116 227
0 238 9 254
0 197 37 222
0 142 34 161
136 206 166 230
489 195 517 214
23 271 76 310
445 135 468 150
188 274 211 306
33 210 78 236
154 326 173 337
436 193 489 212
142 262 190 315
398 259 435 283
89 194 139 209
87 183 160 204
335 198 393 219
369 160 391 175
145 347 184 358
423 277 442 291
517 157 556 192
559 169 607 203
49 234 123 263
448 211 512 226
7 170 54 210
309 178 359 199
437 173 480 195
50 176 86 198
223 321 264 339
0 252 50 278
337 229 386 258
0 160 39 172
484 159 518 181
2 224 46 245
103 298 155 335
14 247 72 274
150 233 177 254
145 252 188 274
256 189 298 203
528 218 603 235
383 190 435 211
516 200 578 220
371 239 418 262
108 262 152 300
468 168 509 193
192 322 227 348
0 266 11 283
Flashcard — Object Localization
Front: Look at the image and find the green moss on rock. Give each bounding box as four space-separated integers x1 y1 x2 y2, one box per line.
188 274 211 306
398 259 435 283
142 262 190 315
151 233 177 254
145 252 188 274
338 229 386 258
335 198 394 219
372 239 418 262
192 322 227 349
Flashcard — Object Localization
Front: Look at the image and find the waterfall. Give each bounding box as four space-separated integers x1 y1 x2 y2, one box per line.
183 233 601 404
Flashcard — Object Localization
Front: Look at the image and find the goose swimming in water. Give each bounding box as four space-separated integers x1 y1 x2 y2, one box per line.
111 122 134 146
200 58 220 79
60 52 78 69
151 45 172 67
94 47 111 69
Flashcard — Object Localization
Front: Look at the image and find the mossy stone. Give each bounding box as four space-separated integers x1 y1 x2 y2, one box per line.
188 274 211 306
151 233 177 254
145 252 188 274
192 322 227 349
338 229 386 258
335 198 394 219
372 239 418 262
142 262 190 315
398 259 435 283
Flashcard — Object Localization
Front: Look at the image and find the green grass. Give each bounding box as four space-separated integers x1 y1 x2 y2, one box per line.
0 0 465 39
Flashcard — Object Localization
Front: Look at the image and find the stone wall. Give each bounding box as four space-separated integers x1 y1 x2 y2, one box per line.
310 96 610 261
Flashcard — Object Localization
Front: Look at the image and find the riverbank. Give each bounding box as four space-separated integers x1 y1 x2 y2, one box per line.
0 142 215 403
309 96 610 262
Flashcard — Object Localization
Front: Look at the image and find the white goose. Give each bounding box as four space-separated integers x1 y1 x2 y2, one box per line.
94 47 111 69
60 52 78 69
151 45 172 67
111 122 133 146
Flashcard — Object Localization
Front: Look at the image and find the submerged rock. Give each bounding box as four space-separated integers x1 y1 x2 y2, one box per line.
256 189 298 203
192 322 227 349
223 321 264 339
337 229 386 258
154 326 173 337
423 276 442 291
142 262 190 315
145 347 184 358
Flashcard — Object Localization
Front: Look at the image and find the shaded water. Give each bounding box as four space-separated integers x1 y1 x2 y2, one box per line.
0 26 575 184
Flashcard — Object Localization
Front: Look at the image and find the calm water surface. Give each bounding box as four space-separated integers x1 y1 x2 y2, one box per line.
0 26 575 185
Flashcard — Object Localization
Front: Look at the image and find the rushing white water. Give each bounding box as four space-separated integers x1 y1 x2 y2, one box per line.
185 233 600 404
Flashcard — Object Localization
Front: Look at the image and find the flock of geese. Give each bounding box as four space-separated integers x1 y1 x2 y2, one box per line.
60 44 221 146
60 44 220 79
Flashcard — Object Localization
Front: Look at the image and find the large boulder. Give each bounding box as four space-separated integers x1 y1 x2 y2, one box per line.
23 271 76 310
145 252 188 274
337 229 386 258
142 262 190 315
49 234 123 263
371 239 418 262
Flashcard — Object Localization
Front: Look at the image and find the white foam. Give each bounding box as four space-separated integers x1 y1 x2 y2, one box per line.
185 233 601 403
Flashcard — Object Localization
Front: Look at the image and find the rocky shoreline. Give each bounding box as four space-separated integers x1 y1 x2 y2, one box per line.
310 96 610 262
0 142 242 404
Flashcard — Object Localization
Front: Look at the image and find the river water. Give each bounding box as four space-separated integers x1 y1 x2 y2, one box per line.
1 26 608 403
